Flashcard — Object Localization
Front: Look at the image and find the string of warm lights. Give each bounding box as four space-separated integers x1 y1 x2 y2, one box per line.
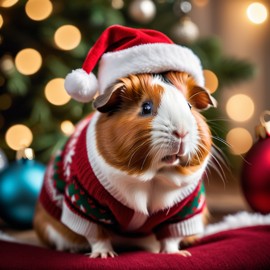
0 0 268 156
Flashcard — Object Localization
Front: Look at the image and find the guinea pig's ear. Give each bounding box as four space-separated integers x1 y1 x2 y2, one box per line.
189 86 217 111
93 83 125 113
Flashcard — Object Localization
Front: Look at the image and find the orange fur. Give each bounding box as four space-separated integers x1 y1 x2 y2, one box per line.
33 202 88 249
165 71 214 109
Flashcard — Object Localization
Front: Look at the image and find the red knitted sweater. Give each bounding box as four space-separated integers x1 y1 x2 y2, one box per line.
39 114 206 240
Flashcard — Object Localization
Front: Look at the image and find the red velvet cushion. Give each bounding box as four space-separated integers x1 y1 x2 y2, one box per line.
1 226 269 270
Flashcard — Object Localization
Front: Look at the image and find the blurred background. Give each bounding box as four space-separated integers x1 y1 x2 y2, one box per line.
0 0 269 229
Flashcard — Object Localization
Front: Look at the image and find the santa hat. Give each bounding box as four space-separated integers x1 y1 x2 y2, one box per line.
64 24 204 103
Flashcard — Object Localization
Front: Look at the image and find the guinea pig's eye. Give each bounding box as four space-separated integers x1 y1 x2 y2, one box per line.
141 101 153 116
188 102 192 110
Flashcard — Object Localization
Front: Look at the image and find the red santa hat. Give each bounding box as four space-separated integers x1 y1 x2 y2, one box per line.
64 25 204 103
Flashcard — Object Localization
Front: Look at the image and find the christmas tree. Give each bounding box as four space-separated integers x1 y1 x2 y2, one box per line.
0 0 255 163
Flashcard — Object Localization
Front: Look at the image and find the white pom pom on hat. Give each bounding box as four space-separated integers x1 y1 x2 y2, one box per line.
64 24 205 103
64 69 98 103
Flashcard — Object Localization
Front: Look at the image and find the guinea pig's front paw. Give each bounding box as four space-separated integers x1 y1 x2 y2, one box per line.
160 237 191 257
87 239 117 259
89 250 118 259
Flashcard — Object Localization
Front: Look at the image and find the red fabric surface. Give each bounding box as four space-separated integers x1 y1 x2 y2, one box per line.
0 226 269 270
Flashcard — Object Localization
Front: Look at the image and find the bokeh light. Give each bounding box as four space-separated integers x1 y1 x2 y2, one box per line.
226 128 253 155
129 0 156 24
111 0 124 9
5 124 33 150
0 15 3 28
226 94 254 122
203 69 219 93
0 0 18 8
61 120 75 136
25 0 53 21
44 78 71 106
0 55 14 74
247 2 268 24
193 0 209 7
15 48 42 75
54 25 81 50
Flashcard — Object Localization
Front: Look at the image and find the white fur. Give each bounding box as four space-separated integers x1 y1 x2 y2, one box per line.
64 68 98 102
89 239 115 258
151 80 199 171
160 237 183 253
0 231 18 243
98 43 204 95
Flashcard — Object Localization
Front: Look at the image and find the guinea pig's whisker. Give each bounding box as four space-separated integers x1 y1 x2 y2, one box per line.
206 118 231 131
128 138 152 168
211 136 231 149
208 159 227 187
194 149 202 164
151 144 164 166
189 90 205 100
199 143 227 186
206 118 230 123
203 166 211 185
140 144 157 171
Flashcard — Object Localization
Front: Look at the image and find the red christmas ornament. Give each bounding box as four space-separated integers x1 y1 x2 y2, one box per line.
241 111 270 214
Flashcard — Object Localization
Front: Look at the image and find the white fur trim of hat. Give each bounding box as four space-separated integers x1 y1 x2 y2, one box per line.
64 25 204 103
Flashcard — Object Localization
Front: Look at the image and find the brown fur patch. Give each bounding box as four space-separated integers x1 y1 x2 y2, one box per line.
164 71 191 96
33 202 88 249
95 74 165 175
164 71 213 110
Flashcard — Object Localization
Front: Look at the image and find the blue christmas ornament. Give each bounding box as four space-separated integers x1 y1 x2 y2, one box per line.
0 149 45 229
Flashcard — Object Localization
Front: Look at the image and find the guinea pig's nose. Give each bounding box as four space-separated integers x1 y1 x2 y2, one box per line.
172 130 188 139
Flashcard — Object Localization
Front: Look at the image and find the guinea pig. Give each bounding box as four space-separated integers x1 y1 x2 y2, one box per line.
34 71 216 258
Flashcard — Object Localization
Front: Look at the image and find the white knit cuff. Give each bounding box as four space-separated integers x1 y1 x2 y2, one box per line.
168 213 204 237
156 213 204 240
61 201 98 239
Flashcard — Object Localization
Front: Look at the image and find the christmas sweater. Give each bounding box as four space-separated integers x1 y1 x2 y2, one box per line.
39 114 206 240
